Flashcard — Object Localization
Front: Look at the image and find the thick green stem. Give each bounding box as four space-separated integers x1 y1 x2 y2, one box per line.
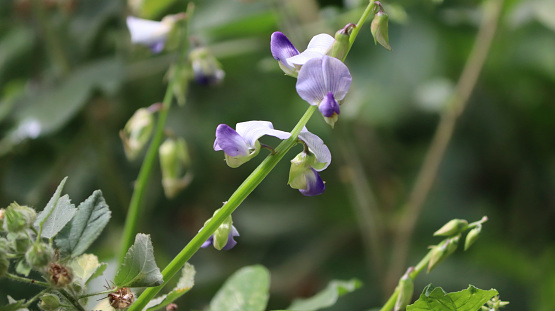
129 106 317 311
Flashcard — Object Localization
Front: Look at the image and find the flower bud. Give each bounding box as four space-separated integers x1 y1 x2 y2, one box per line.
464 224 481 251
40 293 61 311
394 267 414 311
3 202 36 232
434 219 468 237
120 108 154 161
288 151 326 196
327 23 355 60
189 47 225 86
109 287 135 310
48 262 74 287
213 216 234 251
8 231 33 254
25 242 54 269
167 63 191 106
371 9 391 51
159 137 193 199
427 235 460 272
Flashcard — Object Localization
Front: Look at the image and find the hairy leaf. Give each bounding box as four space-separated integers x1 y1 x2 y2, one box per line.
55 190 111 258
209 265 270 311
35 177 75 239
145 263 196 310
407 284 498 311
115 233 164 288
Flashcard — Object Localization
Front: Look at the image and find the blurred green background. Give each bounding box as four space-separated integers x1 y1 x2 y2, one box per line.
1 0 554 310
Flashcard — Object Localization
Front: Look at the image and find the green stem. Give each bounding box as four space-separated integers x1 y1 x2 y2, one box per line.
129 106 317 311
5 273 50 287
380 250 433 311
343 0 376 61
118 73 179 266
24 289 49 307
58 288 85 311
79 289 115 299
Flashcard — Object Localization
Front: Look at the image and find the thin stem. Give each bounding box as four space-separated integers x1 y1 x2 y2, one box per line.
380 250 433 311
343 0 376 61
58 288 86 311
5 273 50 287
25 288 49 307
79 289 115 299
385 0 504 291
129 106 317 311
117 5 193 265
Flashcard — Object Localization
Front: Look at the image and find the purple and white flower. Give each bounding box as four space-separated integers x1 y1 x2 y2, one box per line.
271 32 335 77
126 16 176 53
296 55 352 127
288 129 332 196
201 225 240 251
214 121 290 168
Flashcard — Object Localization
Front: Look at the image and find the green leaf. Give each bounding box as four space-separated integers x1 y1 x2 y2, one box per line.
54 190 111 258
209 265 270 311
115 233 164 288
407 284 498 311
34 177 69 236
145 263 196 311
0 296 28 311
36 194 76 239
286 279 362 311
68 254 107 286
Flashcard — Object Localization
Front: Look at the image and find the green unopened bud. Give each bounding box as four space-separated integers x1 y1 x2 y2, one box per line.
40 293 61 311
288 152 315 190
3 202 36 232
327 23 356 60
189 47 225 86
434 219 468 237
25 242 54 269
371 6 392 51
8 231 33 254
159 137 193 199
48 262 74 287
394 267 414 311
120 108 154 161
213 216 233 251
428 235 460 272
0 253 9 278
167 63 191 106
464 224 481 251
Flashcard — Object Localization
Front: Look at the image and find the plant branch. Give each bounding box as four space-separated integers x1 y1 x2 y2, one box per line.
129 105 318 311
5 273 50 287
385 0 505 291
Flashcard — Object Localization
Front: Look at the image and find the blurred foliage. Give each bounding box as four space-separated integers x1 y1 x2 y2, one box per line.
0 0 554 310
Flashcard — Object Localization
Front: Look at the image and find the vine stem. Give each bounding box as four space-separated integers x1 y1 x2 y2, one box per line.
385 0 504 292
129 106 317 311
343 0 376 61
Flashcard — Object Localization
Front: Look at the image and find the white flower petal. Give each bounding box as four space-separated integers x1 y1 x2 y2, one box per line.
126 16 171 45
235 121 291 148
298 128 331 171
286 33 334 66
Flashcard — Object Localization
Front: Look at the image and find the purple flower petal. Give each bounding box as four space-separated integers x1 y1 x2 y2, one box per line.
214 124 250 157
222 226 240 250
318 92 340 117
150 41 165 53
201 236 214 248
296 56 352 106
299 169 325 196
271 32 299 71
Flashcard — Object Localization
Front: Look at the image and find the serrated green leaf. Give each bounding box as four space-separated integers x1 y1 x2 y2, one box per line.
15 259 31 277
68 254 107 286
0 296 28 311
37 195 76 239
209 265 270 311
145 263 196 311
407 284 498 311
115 233 164 288
34 177 70 237
54 190 111 258
286 279 362 311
